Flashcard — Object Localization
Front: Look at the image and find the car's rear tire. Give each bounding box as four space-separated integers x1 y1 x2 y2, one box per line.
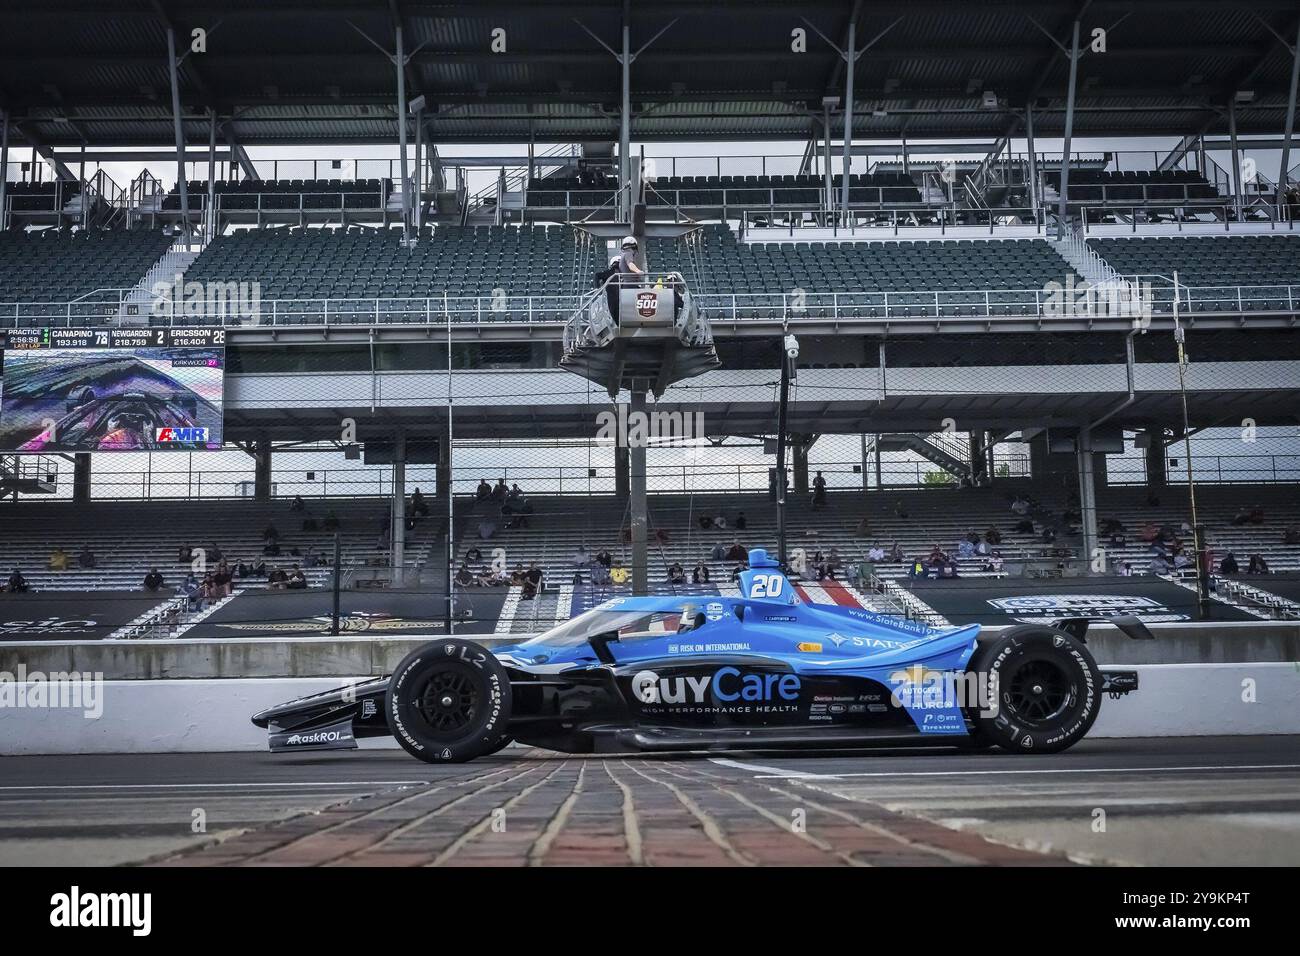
386 640 512 763
968 625 1102 754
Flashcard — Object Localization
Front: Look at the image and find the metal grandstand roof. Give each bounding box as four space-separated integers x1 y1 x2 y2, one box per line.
2 1 1300 148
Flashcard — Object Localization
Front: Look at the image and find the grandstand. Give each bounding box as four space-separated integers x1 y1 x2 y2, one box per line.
2 0 1300 641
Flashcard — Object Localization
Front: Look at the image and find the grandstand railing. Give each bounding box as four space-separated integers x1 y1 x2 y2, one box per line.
9 279 1300 329
1077 202 1297 230
739 206 1050 236
57 459 1037 502
1107 454 1300 486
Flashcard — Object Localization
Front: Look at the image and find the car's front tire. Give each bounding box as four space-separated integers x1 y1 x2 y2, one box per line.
968 625 1102 754
386 640 512 763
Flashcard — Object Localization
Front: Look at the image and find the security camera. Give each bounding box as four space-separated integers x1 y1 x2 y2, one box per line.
783 333 799 359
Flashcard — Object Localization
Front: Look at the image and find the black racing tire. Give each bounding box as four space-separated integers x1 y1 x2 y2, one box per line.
967 624 1102 754
385 639 512 763
483 736 515 756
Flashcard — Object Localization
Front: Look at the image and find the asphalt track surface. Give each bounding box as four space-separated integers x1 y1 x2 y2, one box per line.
1 736 1296 867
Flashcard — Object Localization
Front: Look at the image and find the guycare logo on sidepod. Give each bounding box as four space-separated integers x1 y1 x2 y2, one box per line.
632 667 800 706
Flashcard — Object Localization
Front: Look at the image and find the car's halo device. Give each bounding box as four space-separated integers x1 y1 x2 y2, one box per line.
252 549 1140 762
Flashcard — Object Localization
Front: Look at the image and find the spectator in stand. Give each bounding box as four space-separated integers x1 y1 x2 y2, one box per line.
854 514 872 537
213 561 233 597
711 540 727 561
465 546 483 563
1246 554 1270 574
182 573 203 611
290 495 305 512
1010 495 1030 516
476 478 492 501
1101 517 1125 536
734 511 747 530
1219 552 1239 575
178 544 192 564
957 537 976 559
711 513 728 530
410 488 430 518
78 545 96 569
867 544 886 562
1149 552 1174 574
302 547 320 569
287 565 307 590
208 541 224 563
572 544 590 568
1139 521 1159 543
490 479 508 503
268 566 289 589
984 552 1005 573
263 521 280 543
667 562 686 585
692 561 711 584
984 526 1002 546
522 561 543 598
251 558 267 578
455 565 475 588
1118 561 1134 577
811 471 827 510
48 547 69 572
6 569 29 593
323 509 340 532
1248 506 1265 525
894 500 909 520
591 561 612 586
1231 508 1251 527
595 548 613 569
143 568 165 591
726 539 747 562
888 541 906 563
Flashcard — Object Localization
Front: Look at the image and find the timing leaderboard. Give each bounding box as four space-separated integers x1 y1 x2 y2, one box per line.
0 328 226 350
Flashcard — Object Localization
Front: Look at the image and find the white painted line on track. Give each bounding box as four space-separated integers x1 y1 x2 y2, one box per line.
0 780 432 792
711 762 1300 781
709 758 824 778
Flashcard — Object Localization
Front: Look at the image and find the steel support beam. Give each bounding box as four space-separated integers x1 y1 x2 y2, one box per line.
822 104 834 214
629 390 648 595
1057 19 1081 239
391 433 406 588
1279 19 1300 206
0 110 8 231
840 20 856 221
395 21 411 242
165 26 191 238
414 103 424 231
1228 98 1242 220
206 109 217 240
1025 102 1040 217
620 10 632 219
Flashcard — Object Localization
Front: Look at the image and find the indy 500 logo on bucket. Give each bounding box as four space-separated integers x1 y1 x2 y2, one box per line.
988 594 1186 623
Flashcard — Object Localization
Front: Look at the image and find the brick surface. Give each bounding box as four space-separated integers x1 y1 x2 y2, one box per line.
145 751 1076 867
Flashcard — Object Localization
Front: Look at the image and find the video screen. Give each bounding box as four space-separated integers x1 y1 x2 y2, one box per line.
0 328 224 452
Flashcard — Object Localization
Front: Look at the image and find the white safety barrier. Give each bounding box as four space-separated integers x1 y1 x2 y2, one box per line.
1 663 1297 755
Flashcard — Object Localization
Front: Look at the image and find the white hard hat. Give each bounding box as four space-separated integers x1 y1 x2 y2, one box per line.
621 235 638 249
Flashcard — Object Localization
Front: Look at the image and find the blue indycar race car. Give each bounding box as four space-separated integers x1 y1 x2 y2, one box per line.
253 549 1143 762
